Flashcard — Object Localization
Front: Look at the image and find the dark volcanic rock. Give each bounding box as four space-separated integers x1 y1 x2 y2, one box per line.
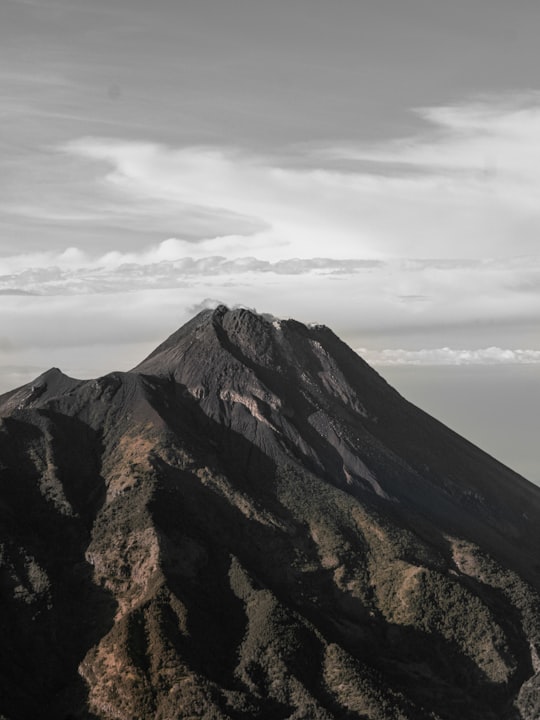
1 305 539 719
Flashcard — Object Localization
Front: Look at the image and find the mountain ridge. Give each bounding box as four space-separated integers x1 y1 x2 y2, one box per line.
0 305 539 719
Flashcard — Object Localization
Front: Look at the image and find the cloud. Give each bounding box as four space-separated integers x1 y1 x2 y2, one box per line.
0 244 385 295
325 93 540 181
59 96 540 260
186 298 225 315
0 240 538 360
358 347 540 366
6 92 540 263
0 288 39 296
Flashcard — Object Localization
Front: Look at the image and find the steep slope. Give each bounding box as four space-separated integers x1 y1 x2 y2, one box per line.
0 305 539 720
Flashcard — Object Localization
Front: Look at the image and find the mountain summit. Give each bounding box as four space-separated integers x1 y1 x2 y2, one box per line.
0 306 539 719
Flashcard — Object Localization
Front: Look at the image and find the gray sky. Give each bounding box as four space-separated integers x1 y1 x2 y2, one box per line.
1 0 539 483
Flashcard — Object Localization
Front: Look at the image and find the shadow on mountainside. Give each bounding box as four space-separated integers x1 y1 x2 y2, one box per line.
0 414 117 720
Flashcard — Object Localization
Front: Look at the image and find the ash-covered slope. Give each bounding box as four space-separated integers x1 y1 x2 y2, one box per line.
1 305 540 720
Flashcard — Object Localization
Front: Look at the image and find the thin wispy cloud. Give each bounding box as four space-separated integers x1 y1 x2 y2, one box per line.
0 70 74 87
0 289 39 296
359 347 540 366
325 93 540 174
0 246 384 295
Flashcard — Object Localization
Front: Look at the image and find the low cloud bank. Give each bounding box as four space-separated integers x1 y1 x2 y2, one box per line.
359 347 540 366
0 253 383 295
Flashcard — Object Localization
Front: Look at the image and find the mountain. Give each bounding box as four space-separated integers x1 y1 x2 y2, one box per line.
0 305 539 720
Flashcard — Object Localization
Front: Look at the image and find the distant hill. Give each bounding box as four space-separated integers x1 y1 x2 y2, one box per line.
0 305 539 719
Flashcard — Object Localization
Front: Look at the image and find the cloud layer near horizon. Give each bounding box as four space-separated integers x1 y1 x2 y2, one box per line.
0 240 538 354
359 346 540 366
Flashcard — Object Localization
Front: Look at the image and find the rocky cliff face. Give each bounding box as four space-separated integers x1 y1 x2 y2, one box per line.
1 305 539 719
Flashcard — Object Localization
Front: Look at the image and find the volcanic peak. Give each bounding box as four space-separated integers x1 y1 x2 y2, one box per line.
1 307 540 719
